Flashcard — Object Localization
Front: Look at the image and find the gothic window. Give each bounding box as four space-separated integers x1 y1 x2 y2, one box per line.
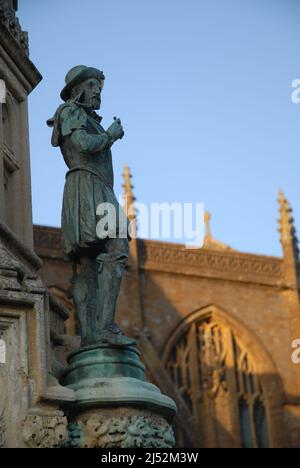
166 315 270 448
253 399 269 449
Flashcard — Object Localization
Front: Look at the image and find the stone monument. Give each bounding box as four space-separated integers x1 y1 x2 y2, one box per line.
48 65 176 448
0 0 76 448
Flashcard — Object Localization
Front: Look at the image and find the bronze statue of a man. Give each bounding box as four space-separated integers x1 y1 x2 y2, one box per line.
48 65 136 348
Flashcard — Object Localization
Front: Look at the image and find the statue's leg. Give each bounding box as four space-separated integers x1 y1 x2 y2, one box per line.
96 238 136 347
71 257 97 347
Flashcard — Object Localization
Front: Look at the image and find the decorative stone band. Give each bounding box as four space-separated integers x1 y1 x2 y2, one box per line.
140 241 284 286
33 227 285 286
65 407 175 449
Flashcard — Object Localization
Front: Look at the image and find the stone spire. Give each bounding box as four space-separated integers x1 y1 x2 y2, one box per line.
278 190 299 259
121 164 144 330
278 190 299 292
122 164 137 227
204 211 212 241
123 164 137 238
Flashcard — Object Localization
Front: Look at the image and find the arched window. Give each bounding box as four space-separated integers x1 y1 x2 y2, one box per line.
164 311 271 448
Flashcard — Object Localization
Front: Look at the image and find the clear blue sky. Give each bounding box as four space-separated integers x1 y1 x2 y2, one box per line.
19 0 300 256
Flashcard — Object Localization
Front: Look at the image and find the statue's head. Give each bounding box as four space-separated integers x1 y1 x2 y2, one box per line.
60 65 105 110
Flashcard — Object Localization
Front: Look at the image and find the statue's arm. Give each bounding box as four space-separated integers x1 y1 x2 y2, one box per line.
59 105 113 154
70 129 112 154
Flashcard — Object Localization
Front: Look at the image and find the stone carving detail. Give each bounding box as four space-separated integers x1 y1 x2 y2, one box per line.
167 316 270 448
140 243 283 280
34 227 284 283
0 416 6 448
0 0 29 55
66 414 175 448
23 413 68 448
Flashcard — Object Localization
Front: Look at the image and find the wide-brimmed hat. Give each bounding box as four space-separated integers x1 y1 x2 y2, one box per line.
60 65 105 101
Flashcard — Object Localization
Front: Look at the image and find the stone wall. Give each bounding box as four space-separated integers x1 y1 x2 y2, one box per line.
33 226 300 447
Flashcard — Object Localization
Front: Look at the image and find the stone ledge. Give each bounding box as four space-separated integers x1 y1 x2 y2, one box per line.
0 220 43 271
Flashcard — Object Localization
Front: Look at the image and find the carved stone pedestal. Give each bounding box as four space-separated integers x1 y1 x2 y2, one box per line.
63 345 177 448
66 407 175 448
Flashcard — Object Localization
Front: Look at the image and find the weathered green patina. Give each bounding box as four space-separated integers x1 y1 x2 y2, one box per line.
48 67 177 448
48 65 136 348
63 344 177 418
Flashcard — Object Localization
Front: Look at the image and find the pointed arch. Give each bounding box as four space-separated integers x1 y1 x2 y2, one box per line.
162 304 285 448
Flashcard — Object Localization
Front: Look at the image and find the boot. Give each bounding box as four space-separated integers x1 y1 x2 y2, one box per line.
96 252 137 348
71 258 98 346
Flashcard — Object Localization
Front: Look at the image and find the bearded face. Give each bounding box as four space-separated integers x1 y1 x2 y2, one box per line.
72 78 102 110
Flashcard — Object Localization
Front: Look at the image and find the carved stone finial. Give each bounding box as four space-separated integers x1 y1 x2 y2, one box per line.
204 211 212 240
278 190 299 260
203 211 233 251
122 164 136 222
